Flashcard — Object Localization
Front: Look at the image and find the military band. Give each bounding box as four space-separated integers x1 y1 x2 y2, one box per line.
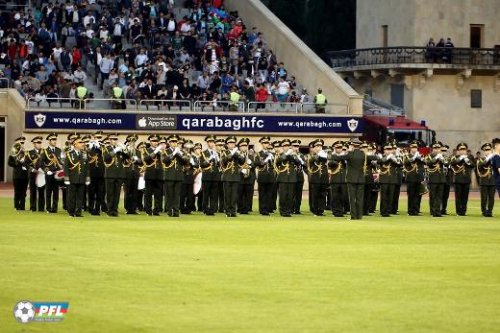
7 134 499 219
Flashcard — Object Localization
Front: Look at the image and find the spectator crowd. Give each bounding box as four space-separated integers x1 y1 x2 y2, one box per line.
0 0 313 110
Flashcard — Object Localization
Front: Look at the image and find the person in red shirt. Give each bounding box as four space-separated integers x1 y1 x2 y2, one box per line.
71 46 81 72
7 39 18 62
18 41 28 64
255 83 269 111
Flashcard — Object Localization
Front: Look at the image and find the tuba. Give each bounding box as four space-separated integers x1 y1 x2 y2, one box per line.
11 143 26 162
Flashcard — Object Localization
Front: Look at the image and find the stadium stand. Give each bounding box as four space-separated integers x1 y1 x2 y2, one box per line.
0 0 310 112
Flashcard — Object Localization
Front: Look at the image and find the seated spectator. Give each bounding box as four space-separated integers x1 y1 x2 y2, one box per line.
73 65 87 84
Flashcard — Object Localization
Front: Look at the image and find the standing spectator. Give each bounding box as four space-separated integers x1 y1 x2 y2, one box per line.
99 53 114 90
314 88 328 113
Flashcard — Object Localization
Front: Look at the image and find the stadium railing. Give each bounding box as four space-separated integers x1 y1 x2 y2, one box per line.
247 102 301 113
300 102 350 114
25 97 350 114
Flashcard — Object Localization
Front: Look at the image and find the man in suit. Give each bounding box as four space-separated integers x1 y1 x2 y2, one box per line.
201 135 220 215
8 136 29 210
425 142 447 217
403 141 425 216
26 136 45 212
220 136 245 217
141 134 164 216
275 139 301 217
102 134 126 217
64 136 90 217
476 142 496 217
255 136 275 216
39 133 63 213
307 139 329 216
163 134 190 217
331 138 377 220
450 142 474 216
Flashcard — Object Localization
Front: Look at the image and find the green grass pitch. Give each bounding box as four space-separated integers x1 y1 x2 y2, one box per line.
0 197 499 332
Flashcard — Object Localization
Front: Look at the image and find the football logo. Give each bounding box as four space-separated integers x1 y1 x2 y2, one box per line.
347 118 359 132
34 113 46 128
13 301 35 324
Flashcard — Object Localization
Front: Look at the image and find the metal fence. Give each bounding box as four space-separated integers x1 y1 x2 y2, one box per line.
327 46 500 68
26 97 349 114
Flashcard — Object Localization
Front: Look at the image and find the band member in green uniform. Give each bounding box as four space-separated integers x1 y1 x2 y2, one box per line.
403 141 425 216
450 142 474 216
64 136 90 218
103 134 126 217
163 134 190 217
425 142 447 217
8 136 29 210
255 136 275 216
476 143 496 217
220 136 245 217
275 139 301 217
201 135 220 215
39 133 63 213
307 139 329 216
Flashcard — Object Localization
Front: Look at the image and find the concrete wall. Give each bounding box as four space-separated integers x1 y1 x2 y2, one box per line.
350 74 500 149
356 0 415 48
225 0 363 114
357 0 500 48
1 89 26 181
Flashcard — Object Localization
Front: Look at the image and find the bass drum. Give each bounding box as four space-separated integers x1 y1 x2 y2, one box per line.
193 173 202 195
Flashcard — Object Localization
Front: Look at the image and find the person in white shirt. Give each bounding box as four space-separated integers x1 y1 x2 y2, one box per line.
73 66 87 84
99 53 114 89
83 12 96 28
135 49 148 68
275 77 290 103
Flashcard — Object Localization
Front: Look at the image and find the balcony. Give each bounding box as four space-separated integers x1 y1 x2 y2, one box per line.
326 46 500 75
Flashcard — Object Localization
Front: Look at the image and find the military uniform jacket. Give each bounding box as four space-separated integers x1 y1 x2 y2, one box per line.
25 149 42 172
328 155 347 184
220 149 245 182
379 155 401 184
425 153 446 184
444 158 454 185
332 149 376 184
163 148 189 181
8 154 29 179
103 145 126 179
239 152 257 184
296 153 306 183
64 150 90 184
88 144 105 178
365 159 377 185
476 158 495 186
307 154 329 184
255 150 276 183
141 147 164 180
450 155 474 184
183 153 200 185
200 149 221 182
275 152 300 183
39 146 63 172
123 148 141 180
403 153 425 183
